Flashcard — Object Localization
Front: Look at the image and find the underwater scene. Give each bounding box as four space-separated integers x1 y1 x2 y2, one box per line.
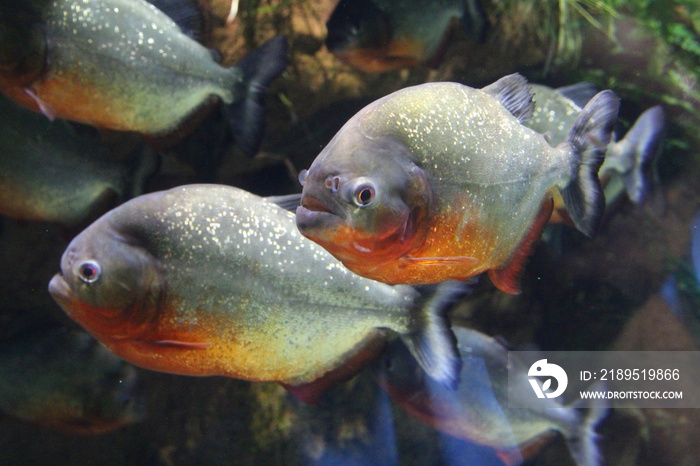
0 0 699 464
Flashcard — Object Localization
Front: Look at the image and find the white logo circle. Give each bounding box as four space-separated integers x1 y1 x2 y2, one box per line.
527 359 568 398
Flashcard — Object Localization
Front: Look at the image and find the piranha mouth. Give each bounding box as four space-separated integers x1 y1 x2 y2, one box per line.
48 273 75 309
295 195 345 235
300 195 335 214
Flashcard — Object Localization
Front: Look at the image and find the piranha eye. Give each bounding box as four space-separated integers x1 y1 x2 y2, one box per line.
78 261 102 284
325 175 341 193
353 184 376 207
298 169 308 187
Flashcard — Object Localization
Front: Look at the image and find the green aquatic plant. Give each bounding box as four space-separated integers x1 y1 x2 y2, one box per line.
495 0 699 92
492 0 619 67
618 1 700 107
626 1 700 55
553 0 618 64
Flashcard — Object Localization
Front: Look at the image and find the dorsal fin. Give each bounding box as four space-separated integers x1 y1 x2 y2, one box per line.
482 73 534 123
266 193 302 212
489 197 553 294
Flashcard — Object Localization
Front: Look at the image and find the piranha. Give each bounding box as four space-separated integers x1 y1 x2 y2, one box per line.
0 326 145 435
325 0 486 73
0 96 157 227
375 327 608 466
296 74 620 294
525 83 665 222
0 0 288 155
48 184 463 401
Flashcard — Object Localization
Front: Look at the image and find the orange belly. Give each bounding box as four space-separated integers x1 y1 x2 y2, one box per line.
333 36 425 73
325 198 554 294
27 77 136 130
2 66 140 131
336 209 500 285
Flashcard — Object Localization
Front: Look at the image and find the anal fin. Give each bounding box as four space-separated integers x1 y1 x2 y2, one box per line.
489 197 554 294
495 430 557 465
495 447 524 466
24 87 56 120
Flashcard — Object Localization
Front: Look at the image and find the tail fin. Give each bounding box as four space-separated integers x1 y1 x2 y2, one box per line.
399 281 471 390
225 36 289 156
604 105 665 205
560 90 620 236
566 384 610 466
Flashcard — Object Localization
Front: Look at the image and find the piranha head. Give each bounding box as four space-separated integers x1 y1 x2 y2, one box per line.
48 220 163 346
296 129 432 270
325 0 391 56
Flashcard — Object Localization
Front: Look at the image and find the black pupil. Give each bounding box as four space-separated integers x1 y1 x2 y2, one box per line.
81 265 96 279
358 188 372 204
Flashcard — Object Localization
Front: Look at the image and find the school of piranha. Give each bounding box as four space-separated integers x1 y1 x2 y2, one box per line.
1 0 699 464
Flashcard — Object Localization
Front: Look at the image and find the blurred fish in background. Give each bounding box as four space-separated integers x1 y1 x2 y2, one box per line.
0 96 157 229
375 326 609 466
0 326 145 435
325 0 486 72
0 0 288 156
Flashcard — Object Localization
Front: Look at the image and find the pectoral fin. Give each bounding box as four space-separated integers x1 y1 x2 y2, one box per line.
24 87 56 120
489 197 553 294
148 340 212 349
399 256 478 267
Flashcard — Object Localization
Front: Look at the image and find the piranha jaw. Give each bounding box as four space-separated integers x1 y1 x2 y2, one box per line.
296 174 432 267
48 272 135 342
296 192 381 258
296 197 421 276
296 195 344 233
49 272 125 345
49 272 211 375
48 272 76 314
